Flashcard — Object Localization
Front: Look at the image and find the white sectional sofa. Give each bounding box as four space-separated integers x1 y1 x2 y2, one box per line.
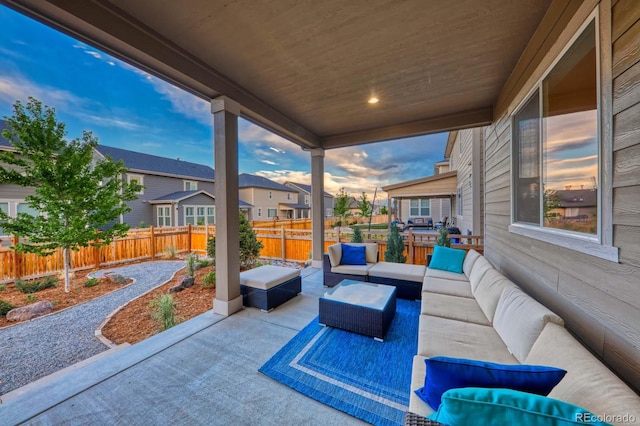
411 249 640 424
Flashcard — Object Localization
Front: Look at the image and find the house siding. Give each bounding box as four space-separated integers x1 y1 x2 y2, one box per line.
484 0 640 390
242 187 297 220
123 173 215 227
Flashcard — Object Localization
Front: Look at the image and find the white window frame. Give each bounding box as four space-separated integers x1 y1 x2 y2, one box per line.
410 199 430 216
268 191 272 199
128 174 144 194
157 206 171 227
287 193 291 200
304 194 310 205
508 7 617 262
326 208 332 217
257 208 262 218
267 208 277 218
184 205 215 226
457 186 463 217
184 180 198 191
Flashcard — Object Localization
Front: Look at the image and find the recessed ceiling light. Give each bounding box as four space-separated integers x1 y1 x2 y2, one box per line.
368 96 379 104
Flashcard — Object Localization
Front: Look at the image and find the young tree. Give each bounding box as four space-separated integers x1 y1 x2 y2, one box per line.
333 187 351 226
351 226 363 243
207 210 264 268
357 192 373 218
384 224 406 263
0 98 141 292
380 205 388 215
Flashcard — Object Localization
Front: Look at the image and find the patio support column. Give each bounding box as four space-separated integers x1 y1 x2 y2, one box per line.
211 96 242 316
310 148 325 268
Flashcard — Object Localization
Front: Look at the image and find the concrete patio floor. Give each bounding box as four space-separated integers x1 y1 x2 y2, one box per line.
0 268 365 426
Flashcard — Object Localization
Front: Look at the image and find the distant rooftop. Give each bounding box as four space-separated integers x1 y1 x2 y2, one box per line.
284 181 333 198
95 145 215 181
0 120 12 148
239 173 291 192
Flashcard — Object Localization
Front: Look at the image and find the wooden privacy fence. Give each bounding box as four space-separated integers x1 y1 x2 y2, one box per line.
251 215 388 230
0 222 483 282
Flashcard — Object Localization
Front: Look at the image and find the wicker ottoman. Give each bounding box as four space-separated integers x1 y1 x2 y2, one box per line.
239 265 301 312
319 280 396 341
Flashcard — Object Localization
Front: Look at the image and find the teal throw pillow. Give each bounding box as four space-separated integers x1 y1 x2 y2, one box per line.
340 244 367 265
428 387 612 426
415 356 566 410
429 245 466 274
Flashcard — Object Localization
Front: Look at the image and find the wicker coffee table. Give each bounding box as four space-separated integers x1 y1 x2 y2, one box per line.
318 279 397 341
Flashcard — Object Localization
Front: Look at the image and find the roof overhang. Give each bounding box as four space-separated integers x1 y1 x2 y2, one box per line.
383 171 458 199
3 0 554 149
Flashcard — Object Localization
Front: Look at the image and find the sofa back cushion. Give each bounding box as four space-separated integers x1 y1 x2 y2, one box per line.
472 269 516 323
462 249 481 277
494 286 564 362
340 244 367 265
345 243 378 264
327 243 342 267
429 245 466 274
468 256 493 292
525 322 640 419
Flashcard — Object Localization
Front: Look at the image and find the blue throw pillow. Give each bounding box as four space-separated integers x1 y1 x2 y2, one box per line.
415 356 566 410
428 245 466 274
340 244 367 265
428 388 611 426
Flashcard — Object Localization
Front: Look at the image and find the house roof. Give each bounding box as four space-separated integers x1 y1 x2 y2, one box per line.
10 1 554 149
239 173 291 192
284 182 333 198
553 189 597 208
95 145 215 181
150 190 214 204
239 200 253 208
279 202 309 210
382 171 458 191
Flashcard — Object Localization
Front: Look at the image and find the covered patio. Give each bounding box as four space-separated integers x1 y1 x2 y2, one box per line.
2 0 639 421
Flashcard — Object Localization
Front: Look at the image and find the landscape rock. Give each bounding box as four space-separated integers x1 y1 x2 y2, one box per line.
169 276 194 293
6 301 54 322
105 273 127 285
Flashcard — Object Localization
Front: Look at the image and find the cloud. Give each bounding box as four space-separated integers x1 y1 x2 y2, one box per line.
74 112 145 131
141 142 163 148
107 61 116 66
0 73 86 111
147 77 211 125
84 51 102 59
269 147 285 154
261 160 277 165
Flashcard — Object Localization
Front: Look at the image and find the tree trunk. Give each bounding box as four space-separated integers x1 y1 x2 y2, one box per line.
64 247 71 293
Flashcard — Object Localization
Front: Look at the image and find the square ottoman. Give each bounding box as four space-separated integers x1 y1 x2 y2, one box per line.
239 265 301 312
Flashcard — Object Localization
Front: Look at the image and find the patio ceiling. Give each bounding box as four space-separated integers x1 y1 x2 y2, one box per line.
5 0 552 149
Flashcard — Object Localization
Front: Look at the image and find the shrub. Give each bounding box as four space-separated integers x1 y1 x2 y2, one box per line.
185 253 198 277
206 236 215 265
15 275 57 294
207 211 263 268
164 245 178 259
197 259 211 268
384 224 406 263
436 227 451 248
0 284 6 291
351 226 363 243
0 299 15 316
84 277 100 287
202 271 216 289
150 294 180 331
26 294 37 303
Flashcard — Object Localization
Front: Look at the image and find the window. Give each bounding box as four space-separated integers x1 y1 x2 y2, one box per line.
157 206 171 227
184 205 214 225
513 19 597 236
304 195 310 205
128 174 144 194
0 202 8 235
410 199 430 216
184 181 198 191
268 191 272 199
457 186 463 216
17 203 38 217
267 208 277 218
287 193 291 200
257 208 262 217
326 208 332 217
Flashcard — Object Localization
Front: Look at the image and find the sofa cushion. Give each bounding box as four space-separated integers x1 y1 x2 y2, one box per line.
472 269 517 323
345 243 378 264
327 243 342 267
417 315 518 364
468 255 493 292
368 262 426 282
525 322 640 419
493 286 564 362
330 263 373 276
462 249 481 277
416 356 566 410
421 293 490 325
429 245 466 274
239 265 300 290
422 276 474 298
340 243 367 265
428 388 610 426
425 267 469 282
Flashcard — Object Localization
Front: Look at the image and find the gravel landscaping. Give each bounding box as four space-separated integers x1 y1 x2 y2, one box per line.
0 260 184 396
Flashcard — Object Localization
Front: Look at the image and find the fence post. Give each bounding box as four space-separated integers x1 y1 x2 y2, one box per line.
149 226 156 259
408 228 414 264
12 236 21 280
187 224 192 253
281 225 286 261
94 230 100 269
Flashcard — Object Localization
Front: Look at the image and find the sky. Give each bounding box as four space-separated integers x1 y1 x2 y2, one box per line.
0 5 447 201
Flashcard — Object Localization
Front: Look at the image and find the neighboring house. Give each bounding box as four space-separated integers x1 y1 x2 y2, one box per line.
239 173 302 220
94 145 215 227
547 188 597 226
284 181 335 218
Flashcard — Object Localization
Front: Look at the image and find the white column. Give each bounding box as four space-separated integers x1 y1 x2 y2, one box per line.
310 148 325 268
211 96 243 316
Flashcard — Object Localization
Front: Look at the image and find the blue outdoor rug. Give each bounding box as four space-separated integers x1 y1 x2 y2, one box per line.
259 299 420 425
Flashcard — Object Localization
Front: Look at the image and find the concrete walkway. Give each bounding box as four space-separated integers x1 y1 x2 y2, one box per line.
0 268 365 426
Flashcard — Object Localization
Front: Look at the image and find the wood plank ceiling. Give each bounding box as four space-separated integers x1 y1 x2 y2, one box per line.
4 0 552 149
